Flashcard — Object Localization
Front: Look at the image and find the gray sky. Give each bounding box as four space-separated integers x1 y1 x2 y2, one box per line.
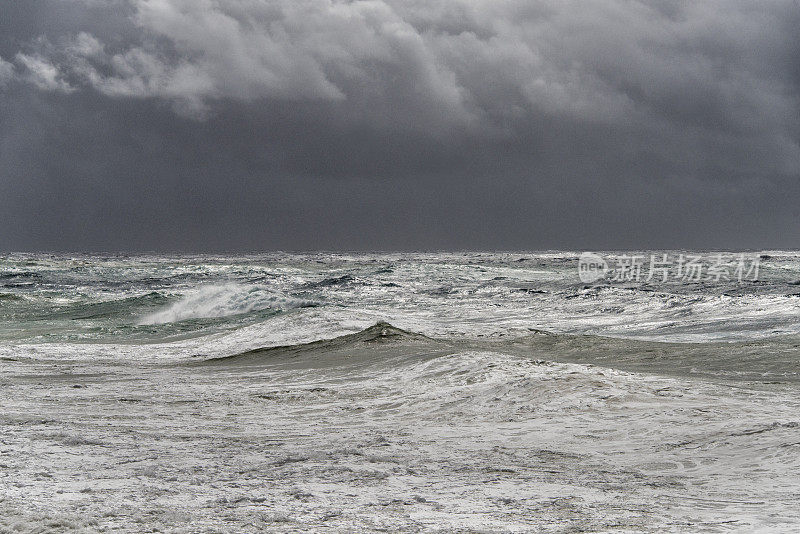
1 0 798 251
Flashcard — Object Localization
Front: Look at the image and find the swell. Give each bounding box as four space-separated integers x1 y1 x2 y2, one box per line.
196 321 800 383
505 330 800 383
196 322 446 367
66 292 170 320
1 292 170 322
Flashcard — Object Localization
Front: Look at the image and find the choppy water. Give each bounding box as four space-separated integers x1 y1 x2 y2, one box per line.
2 251 800 345
2 252 800 532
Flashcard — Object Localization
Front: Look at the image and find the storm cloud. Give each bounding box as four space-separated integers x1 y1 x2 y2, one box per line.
1 0 798 251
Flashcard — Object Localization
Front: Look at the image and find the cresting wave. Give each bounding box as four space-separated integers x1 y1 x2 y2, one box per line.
198 322 445 367
138 284 317 325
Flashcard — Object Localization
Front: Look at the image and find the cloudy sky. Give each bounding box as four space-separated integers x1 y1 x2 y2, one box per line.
1 0 798 251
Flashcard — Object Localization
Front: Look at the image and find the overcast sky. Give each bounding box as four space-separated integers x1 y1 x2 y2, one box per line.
1 0 798 251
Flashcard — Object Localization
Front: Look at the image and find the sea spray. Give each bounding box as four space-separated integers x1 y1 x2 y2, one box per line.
139 284 316 325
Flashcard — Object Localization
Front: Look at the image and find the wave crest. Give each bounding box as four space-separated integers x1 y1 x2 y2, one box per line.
139 284 315 325
199 322 437 366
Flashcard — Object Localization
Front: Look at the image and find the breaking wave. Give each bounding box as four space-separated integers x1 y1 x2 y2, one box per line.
139 284 316 325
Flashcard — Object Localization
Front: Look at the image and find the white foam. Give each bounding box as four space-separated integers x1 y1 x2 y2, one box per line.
4 348 799 531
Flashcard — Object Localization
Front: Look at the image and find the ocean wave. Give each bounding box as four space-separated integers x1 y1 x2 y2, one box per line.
198 321 436 366
139 284 316 325
301 274 357 289
196 320 800 384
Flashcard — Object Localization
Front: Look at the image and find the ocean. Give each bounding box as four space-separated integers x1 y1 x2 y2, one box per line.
2 251 799 532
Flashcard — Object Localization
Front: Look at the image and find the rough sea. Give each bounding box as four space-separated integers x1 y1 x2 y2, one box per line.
2 251 800 532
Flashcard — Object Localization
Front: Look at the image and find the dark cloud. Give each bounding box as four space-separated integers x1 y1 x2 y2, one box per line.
0 0 798 251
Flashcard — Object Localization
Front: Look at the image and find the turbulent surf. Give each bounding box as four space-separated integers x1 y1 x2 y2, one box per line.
2 251 800 532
